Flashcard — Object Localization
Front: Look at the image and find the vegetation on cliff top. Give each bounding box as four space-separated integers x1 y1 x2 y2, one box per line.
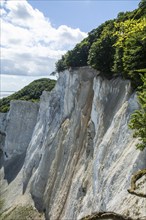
0 78 56 113
55 0 146 87
56 0 146 150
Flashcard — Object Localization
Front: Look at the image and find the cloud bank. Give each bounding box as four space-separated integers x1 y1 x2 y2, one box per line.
0 0 87 78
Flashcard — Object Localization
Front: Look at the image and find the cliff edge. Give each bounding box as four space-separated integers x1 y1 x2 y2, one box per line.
0 67 145 220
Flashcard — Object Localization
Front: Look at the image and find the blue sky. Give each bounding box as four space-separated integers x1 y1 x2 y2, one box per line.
0 0 140 94
29 0 139 32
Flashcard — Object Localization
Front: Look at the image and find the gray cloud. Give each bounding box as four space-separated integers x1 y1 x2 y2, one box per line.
1 56 57 76
12 4 33 19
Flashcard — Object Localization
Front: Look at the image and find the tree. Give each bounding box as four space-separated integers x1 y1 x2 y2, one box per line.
55 55 67 72
113 17 146 86
88 20 116 77
138 0 146 10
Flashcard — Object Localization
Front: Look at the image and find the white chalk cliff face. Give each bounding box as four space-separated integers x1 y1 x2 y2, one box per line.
0 67 146 220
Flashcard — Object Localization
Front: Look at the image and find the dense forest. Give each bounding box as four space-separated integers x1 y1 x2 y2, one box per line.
0 78 56 113
56 0 146 150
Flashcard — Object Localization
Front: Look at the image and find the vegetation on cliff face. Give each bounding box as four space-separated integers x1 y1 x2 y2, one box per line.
0 78 56 113
129 74 146 151
0 206 44 220
55 0 146 86
81 212 133 220
128 168 146 197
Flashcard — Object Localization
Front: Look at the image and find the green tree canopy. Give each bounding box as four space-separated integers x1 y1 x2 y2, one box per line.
55 0 146 87
113 16 146 86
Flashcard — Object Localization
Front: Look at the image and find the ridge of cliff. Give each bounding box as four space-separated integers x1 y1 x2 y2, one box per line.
0 67 145 220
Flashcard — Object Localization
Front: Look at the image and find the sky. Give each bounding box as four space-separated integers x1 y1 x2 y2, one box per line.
0 0 140 94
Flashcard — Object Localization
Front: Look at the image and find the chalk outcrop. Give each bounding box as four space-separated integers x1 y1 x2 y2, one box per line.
0 67 146 220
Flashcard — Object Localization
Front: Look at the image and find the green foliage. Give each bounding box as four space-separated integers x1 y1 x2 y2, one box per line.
138 0 146 14
113 16 146 87
0 78 56 113
55 0 146 152
88 20 116 77
66 40 90 67
129 74 146 150
55 0 146 87
55 55 67 72
55 20 114 73
114 18 146 48
55 39 90 72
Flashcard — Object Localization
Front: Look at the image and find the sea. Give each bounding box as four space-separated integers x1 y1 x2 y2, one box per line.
0 91 16 99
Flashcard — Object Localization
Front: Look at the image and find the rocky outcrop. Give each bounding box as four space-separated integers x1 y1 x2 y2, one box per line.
4 101 39 160
0 101 39 213
128 169 146 198
0 67 146 220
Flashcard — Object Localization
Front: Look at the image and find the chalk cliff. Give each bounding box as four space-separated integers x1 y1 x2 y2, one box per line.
0 67 145 220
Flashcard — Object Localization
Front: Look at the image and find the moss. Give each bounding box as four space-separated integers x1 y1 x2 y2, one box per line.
128 169 146 198
0 205 44 220
0 199 5 218
81 212 133 220
0 199 4 211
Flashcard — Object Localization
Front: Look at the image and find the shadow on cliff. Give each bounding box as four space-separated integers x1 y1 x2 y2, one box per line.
0 149 4 169
3 152 25 184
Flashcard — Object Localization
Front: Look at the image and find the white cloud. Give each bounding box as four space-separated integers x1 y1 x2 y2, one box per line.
0 0 87 91
0 0 6 8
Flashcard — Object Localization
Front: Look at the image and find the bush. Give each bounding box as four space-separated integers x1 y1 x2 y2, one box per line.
129 74 146 150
